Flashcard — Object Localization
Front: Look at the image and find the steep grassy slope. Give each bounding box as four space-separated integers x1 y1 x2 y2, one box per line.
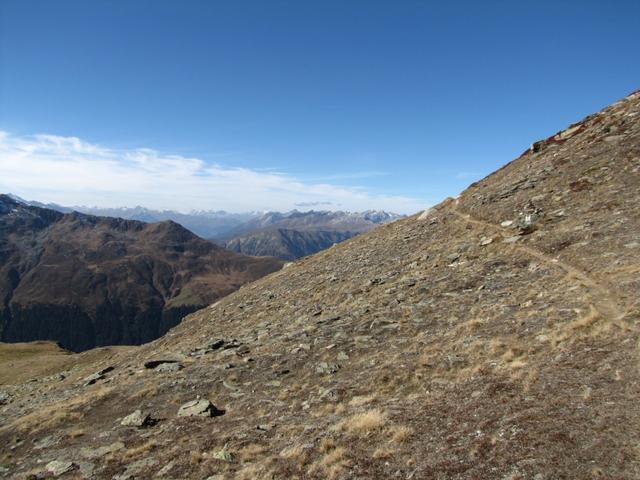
0 90 638 479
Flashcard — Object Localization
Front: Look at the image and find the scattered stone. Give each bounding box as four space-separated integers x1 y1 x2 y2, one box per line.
222 339 242 350
212 445 234 462
0 391 10 405
156 461 176 477
515 213 539 235
78 462 95 478
503 236 521 244
402 278 417 287
624 241 639 248
337 351 349 361
177 399 224 418
155 362 183 372
319 387 339 401
555 123 583 141
417 208 432 220
144 359 181 370
500 220 513 227
317 314 341 324
235 345 250 356
208 339 226 350
315 362 340 374
479 237 493 246
83 366 114 386
81 441 125 459
446 253 460 264
530 140 543 153
33 434 61 450
114 457 158 480
45 460 75 476
121 409 153 427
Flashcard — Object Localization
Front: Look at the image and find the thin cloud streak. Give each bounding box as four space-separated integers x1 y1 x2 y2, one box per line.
0 131 428 214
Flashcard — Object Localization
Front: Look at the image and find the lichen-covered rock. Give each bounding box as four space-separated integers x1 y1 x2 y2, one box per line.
177 399 223 418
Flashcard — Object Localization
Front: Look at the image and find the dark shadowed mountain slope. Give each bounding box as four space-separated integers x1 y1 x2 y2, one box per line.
0 196 282 351
1 90 639 479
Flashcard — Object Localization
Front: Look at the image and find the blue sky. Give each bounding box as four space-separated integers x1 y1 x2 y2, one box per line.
0 0 638 213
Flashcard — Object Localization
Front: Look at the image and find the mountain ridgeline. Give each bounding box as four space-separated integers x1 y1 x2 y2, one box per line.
221 210 403 260
0 195 283 351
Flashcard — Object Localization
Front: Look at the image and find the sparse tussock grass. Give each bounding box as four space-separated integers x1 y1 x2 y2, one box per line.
238 443 267 463
279 444 307 462
126 383 159 401
334 408 387 435
307 446 350 480
348 394 376 407
372 446 394 459
67 428 85 439
387 425 414 443
8 385 113 434
189 450 204 464
122 440 158 460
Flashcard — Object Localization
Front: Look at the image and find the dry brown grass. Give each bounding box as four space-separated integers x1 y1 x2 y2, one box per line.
67 428 85 439
387 425 414 443
6 385 113 434
189 450 204 465
372 446 395 459
121 440 158 461
126 383 159 401
334 408 387 435
238 443 267 463
307 446 350 480
348 394 376 407
0 341 71 384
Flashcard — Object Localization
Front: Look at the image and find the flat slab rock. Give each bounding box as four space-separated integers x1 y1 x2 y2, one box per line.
143 359 182 370
45 460 76 476
120 409 153 427
177 399 224 418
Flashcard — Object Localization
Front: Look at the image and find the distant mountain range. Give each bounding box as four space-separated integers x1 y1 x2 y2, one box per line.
9 195 404 260
221 210 403 260
0 195 282 351
7 196 257 239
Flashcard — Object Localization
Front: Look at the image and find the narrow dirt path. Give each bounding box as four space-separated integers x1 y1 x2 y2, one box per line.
450 206 627 322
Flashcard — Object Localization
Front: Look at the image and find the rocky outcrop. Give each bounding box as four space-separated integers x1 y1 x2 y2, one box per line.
0 196 283 351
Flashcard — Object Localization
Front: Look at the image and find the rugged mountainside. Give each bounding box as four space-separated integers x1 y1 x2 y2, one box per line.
224 228 355 261
222 210 403 260
0 197 282 352
1 90 639 479
5 199 258 240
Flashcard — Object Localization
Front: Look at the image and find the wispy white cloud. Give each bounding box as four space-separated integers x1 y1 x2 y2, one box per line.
0 131 427 214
